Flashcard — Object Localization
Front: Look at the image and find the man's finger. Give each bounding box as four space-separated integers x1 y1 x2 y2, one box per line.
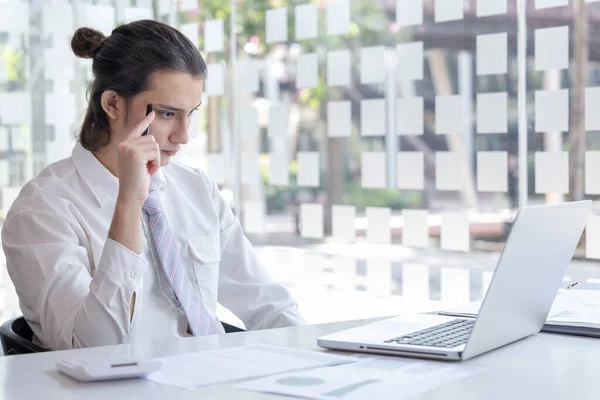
126 111 155 140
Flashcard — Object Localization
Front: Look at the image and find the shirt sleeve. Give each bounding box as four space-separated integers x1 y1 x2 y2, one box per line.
1 208 149 350
211 180 306 330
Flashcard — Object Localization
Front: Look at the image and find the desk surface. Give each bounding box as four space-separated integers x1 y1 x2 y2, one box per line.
1 318 599 400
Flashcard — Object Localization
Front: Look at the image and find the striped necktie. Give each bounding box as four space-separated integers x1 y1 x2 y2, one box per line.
142 190 222 336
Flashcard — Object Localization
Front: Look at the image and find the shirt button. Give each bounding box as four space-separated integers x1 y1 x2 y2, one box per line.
130 270 139 279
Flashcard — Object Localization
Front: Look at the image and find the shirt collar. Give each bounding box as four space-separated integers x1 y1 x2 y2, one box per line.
72 142 167 208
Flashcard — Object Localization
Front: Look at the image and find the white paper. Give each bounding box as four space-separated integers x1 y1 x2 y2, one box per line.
297 152 320 187
268 104 290 137
397 42 424 81
234 354 483 400
327 50 351 87
536 0 568 9
297 53 318 89
332 205 356 242
548 290 600 327
243 202 265 234
239 60 260 93
266 8 288 44
586 216 600 260
206 63 225 97
204 19 224 53
445 289 600 328
206 153 226 185
0 2 29 48
477 151 508 192
397 152 424 190
477 33 507 76
535 26 569 71
327 0 350 36
362 152 387 189
360 46 386 84
535 89 569 132
149 344 352 390
586 152 600 194
435 0 464 22
0 92 31 125
241 153 260 185
402 263 429 300
301 204 324 239
361 99 386 137
396 0 423 27
535 151 569 194
367 259 392 296
435 95 463 135
269 153 289 186
436 152 464 191
402 210 428 248
295 3 318 40
241 106 259 137
328 101 351 137
441 212 470 252
477 0 507 17
441 268 470 306
366 207 391 244
397 97 424 135
585 87 600 131
477 92 508 134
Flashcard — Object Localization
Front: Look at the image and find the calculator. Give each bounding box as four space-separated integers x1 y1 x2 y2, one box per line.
56 355 162 382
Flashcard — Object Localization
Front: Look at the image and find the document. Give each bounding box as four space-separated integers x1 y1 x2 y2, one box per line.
146 344 353 390
440 289 600 329
547 289 600 328
233 354 484 400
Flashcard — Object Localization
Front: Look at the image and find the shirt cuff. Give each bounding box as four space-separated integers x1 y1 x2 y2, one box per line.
95 238 148 291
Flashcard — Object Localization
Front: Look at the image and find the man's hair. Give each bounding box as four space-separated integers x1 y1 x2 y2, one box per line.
71 20 207 152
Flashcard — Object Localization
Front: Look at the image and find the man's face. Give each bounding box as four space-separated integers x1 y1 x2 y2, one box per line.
122 70 203 166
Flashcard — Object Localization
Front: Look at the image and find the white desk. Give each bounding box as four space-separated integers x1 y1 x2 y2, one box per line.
1 318 599 399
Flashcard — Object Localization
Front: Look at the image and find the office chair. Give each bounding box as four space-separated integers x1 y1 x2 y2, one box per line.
0 316 245 356
0 316 47 356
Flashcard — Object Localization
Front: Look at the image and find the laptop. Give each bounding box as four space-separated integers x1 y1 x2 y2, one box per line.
318 201 592 361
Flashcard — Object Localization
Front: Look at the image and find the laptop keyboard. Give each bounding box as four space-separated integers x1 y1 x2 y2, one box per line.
384 319 475 348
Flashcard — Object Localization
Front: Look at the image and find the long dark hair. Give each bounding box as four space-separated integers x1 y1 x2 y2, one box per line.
71 20 207 152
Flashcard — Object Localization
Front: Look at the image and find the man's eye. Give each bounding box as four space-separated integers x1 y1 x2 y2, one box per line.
161 111 175 118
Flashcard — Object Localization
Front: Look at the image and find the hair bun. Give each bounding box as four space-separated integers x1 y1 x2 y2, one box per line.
71 27 106 59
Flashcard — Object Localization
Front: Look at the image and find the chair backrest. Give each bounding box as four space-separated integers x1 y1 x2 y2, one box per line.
0 316 47 356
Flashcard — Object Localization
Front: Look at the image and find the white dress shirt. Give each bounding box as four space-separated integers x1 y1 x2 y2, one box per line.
1 143 305 350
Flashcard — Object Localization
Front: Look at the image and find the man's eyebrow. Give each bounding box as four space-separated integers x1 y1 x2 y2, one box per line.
155 102 202 113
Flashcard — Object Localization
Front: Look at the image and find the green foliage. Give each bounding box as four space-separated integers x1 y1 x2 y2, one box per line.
0 46 26 85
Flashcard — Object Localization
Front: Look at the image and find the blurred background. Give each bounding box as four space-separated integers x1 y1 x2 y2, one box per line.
1 0 600 329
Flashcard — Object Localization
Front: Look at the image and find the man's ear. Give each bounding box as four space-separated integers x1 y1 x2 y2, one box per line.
100 90 122 121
